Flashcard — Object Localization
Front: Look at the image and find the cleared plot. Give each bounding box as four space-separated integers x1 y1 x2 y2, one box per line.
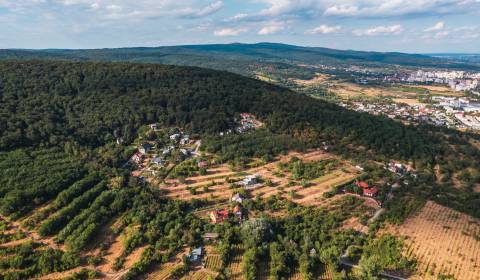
145 248 189 280
183 269 218 280
293 170 358 205
146 264 183 280
37 267 90 280
288 269 302 280
318 264 335 280
204 254 222 271
386 201 480 280
160 150 360 208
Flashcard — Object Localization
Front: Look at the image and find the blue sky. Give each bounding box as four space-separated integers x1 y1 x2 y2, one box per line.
0 0 479 53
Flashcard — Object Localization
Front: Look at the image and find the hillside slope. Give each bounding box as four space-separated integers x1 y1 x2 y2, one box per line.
0 60 479 215
1 59 480 280
0 60 434 160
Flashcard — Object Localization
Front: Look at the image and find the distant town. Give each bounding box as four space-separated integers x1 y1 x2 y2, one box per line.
328 67 480 131
385 70 480 92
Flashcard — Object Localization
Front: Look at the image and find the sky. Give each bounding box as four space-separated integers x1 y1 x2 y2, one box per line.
0 0 479 53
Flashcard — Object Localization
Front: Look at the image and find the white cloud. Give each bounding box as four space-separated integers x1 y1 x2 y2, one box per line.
232 0 480 21
305 24 341 34
258 21 286 35
323 1 480 17
52 0 224 20
422 24 480 40
424 21 445 32
178 1 224 18
214 27 248 36
433 30 449 39
353 24 403 36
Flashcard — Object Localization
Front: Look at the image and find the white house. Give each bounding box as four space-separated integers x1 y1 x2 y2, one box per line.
231 193 243 204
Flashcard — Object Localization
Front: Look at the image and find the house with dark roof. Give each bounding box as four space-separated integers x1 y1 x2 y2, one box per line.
189 247 203 262
139 143 153 154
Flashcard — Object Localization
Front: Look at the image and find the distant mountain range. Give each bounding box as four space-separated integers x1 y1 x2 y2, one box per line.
1 43 480 74
427 53 480 64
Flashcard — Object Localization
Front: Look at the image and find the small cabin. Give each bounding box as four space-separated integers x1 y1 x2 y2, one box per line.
231 193 243 204
203 232 219 241
189 247 203 262
242 175 258 186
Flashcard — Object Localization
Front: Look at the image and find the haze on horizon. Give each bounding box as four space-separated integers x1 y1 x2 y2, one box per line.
0 0 479 53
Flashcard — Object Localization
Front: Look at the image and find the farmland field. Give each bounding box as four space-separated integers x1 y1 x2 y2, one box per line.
386 201 480 280
146 264 183 280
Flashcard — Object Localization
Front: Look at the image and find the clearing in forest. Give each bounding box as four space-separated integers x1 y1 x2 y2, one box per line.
385 201 480 280
159 150 360 208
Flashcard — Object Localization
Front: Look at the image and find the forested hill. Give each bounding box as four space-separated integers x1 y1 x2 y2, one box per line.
0 59 439 162
1 43 479 75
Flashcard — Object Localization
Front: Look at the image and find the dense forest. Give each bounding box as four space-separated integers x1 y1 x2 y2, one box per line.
0 60 438 160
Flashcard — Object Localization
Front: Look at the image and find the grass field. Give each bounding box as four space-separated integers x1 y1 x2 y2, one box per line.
385 201 480 280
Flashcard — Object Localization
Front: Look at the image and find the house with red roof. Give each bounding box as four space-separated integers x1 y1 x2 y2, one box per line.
131 152 144 164
363 187 379 197
356 181 370 189
209 209 230 224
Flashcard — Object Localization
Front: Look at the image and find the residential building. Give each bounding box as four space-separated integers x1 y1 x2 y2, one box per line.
139 143 152 154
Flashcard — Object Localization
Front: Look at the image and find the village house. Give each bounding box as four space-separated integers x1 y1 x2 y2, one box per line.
162 147 172 157
355 181 379 197
209 209 229 224
242 175 258 186
180 135 190 145
203 232 219 242
363 187 379 197
179 148 191 157
387 162 406 175
170 133 181 141
139 143 152 154
149 123 159 131
151 157 165 166
189 247 203 262
198 160 209 169
131 152 144 164
356 181 369 189
231 193 243 204
233 204 243 221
